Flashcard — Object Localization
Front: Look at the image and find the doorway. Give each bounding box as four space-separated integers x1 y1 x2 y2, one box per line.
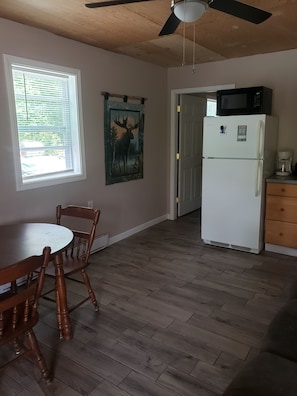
169 84 235 220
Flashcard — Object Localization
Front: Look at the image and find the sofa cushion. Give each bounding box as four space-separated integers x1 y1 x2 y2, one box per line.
262 299 297 363
222 351 297 396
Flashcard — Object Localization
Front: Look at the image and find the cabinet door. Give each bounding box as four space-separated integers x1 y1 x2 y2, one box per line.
266 195 297 222
265 220 297 248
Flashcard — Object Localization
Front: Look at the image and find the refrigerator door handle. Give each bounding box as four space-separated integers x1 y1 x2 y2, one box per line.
257 120 264 159
255 159 262 197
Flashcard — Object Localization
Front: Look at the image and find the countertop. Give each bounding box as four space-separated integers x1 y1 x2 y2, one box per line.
266 174 297 184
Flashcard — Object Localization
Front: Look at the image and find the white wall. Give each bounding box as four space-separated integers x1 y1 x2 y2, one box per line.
168 50 297 164
0 18 168 239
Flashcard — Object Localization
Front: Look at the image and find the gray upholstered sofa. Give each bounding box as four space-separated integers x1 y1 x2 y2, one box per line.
222 296 297 396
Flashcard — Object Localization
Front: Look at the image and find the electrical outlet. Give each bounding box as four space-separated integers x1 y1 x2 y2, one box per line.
87 200 93 208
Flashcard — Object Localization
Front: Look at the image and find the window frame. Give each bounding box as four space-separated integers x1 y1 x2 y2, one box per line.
4 54 86 191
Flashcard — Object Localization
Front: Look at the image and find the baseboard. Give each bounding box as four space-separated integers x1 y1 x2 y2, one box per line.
91 214 169 254
265 243 297 257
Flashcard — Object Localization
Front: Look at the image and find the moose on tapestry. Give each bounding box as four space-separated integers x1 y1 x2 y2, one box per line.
104 97 144 185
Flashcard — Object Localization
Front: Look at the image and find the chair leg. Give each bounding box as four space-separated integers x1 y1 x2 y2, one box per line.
26 329 51 383
80 269 99 311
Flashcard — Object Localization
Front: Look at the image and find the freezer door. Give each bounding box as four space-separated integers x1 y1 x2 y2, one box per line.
203 115 267 159
201 158 265 253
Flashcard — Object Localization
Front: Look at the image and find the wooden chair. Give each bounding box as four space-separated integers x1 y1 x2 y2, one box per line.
0 246 51 382
43 205 101 314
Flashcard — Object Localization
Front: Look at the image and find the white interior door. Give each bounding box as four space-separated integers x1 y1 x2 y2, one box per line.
178 94 206 217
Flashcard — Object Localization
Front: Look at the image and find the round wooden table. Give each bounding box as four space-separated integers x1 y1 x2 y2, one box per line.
0 223 74 341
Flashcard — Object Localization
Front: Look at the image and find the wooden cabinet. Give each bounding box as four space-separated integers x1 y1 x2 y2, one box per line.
265 182 297 249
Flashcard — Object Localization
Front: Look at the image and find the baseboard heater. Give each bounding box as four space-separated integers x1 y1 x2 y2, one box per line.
91 233 109 254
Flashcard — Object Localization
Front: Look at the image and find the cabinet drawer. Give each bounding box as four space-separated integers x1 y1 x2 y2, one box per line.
266 195 297 222
267 183 297 198
265 220 297 248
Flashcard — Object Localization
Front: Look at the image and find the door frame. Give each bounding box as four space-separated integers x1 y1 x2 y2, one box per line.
169 84 235 220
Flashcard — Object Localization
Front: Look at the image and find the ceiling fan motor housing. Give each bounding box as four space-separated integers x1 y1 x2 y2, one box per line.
173 0 208 23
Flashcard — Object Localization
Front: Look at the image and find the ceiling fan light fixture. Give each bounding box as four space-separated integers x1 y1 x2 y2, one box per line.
173 0 207 23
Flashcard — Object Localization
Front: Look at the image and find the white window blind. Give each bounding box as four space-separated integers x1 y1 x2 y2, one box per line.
4 55 86 190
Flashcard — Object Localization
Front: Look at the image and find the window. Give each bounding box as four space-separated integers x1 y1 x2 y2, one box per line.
206 98 217 116
4 55 86 190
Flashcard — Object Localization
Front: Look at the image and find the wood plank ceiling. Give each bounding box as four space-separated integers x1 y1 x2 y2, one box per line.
0 0 296 68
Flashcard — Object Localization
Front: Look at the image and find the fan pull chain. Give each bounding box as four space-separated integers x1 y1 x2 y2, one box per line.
192 23 196 74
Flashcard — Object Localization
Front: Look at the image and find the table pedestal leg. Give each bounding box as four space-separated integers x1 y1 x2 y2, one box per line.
55 283 62 339
54 253 72 341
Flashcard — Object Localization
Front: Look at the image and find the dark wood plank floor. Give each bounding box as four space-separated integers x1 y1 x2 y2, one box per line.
1 210 297 395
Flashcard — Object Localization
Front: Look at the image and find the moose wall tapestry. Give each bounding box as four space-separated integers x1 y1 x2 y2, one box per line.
104 94 145 185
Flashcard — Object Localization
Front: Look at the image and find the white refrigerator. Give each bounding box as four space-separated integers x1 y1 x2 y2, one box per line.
201 114 278 254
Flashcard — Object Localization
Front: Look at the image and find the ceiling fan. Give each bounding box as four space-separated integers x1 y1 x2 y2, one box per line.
85 0 272 36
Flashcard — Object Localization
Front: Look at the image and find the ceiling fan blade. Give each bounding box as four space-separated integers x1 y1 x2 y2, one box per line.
209 0 272 24
86 0 151 8
159 12 181 36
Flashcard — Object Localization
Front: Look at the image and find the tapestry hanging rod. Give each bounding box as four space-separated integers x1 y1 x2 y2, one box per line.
101 91 147 104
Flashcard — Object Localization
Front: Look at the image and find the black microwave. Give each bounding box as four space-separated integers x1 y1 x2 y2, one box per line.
216 86 272 116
